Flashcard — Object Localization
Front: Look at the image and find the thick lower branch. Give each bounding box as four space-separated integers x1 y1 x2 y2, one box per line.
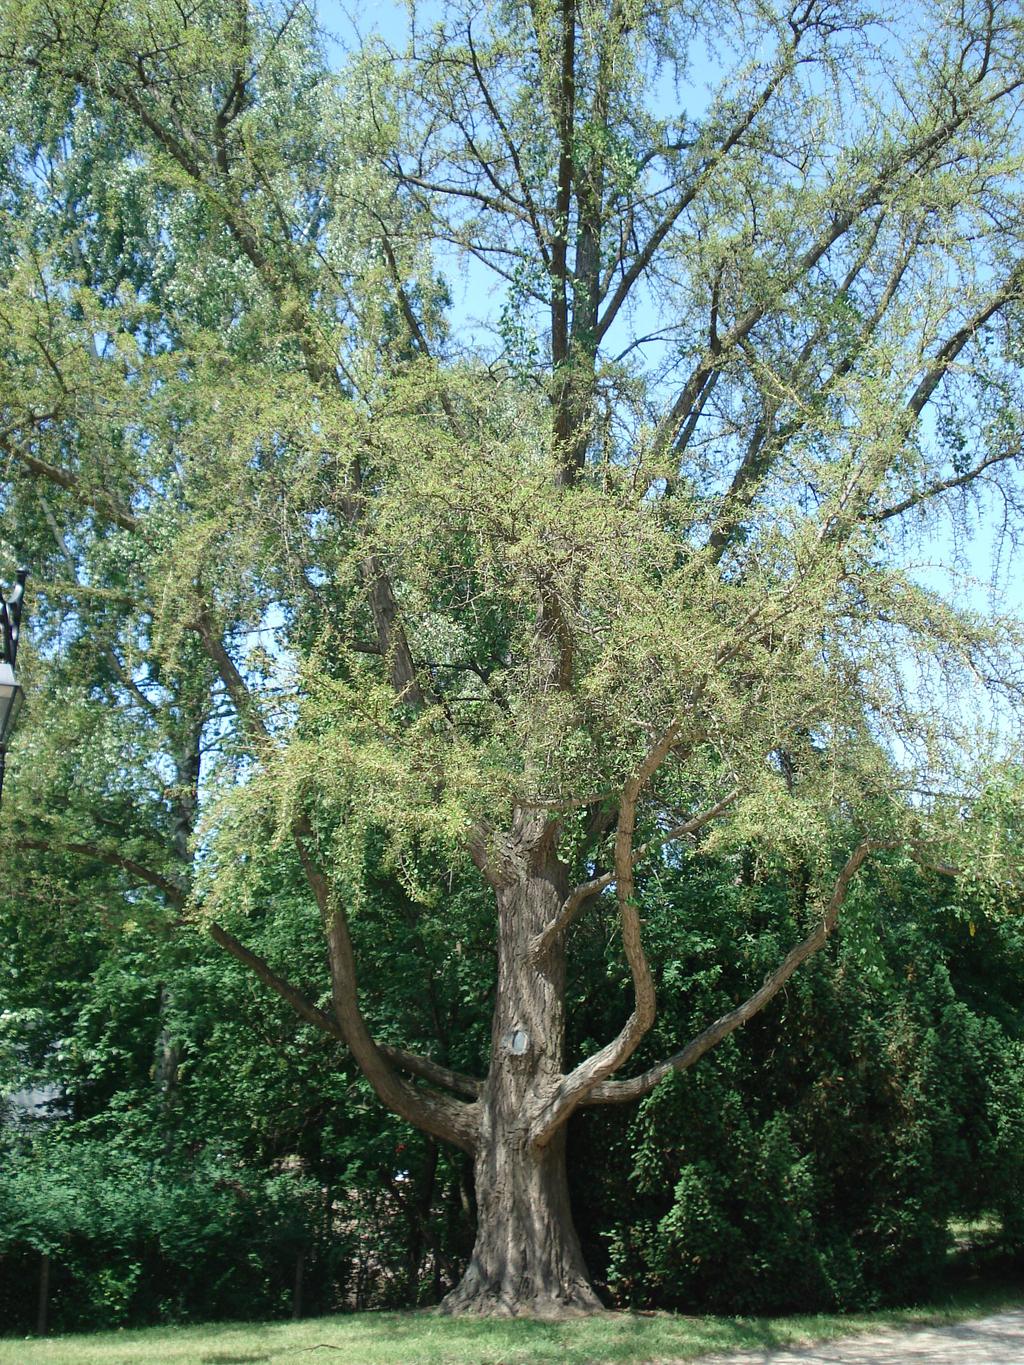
210 922 483 1121
582 838 886 1107
324 909 479 1151
382 1047 483 1099
191 608 475 1145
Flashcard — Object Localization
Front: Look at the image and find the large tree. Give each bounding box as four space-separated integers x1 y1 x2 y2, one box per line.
2 0 1024 1315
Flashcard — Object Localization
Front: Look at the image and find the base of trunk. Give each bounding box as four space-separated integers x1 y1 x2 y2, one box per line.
439 1260 604 1317
439 1125 604 1317
441 836 604 1317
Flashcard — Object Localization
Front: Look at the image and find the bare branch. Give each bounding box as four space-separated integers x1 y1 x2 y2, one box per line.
596 40 803 344
583 838 891 1106
530 787 739 959
871 445 1022 522
653 94 1024 463
465 18 552 270
907 266 1024 419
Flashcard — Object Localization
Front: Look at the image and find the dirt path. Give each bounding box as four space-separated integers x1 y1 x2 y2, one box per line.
694 1307 1024 1364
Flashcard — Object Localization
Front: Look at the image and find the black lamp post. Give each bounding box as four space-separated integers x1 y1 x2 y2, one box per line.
0 568 28 810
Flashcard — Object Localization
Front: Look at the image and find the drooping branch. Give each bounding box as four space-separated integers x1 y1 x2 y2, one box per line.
19 837 187 907
209 922 482 1099
16 814 481 1131
198 568 458 1112
0 171 464 1147
582 838 890 1106
4 81 448 1110
39 495 160 716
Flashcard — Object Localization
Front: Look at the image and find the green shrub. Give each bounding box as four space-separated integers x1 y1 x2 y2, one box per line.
578 861 1024 1313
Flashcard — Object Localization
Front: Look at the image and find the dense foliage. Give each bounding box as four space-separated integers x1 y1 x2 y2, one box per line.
584 859 1024 1313
3 839 1024 1330
0 846 486 1330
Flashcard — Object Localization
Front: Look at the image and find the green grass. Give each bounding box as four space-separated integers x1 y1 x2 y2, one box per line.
2 1279 1022 1365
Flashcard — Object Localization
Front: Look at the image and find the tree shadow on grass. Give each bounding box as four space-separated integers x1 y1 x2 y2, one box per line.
199 1355 272 1364
260 1309 810 1363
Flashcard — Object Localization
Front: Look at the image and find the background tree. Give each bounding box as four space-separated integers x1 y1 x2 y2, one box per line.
1 0 1024 1315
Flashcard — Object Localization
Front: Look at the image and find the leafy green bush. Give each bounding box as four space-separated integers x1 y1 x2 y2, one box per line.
4 820 1023 1327
0 1138 338 1332
577 858 1024 1313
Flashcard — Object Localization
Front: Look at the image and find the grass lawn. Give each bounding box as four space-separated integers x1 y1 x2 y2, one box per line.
1 1279 1021 1365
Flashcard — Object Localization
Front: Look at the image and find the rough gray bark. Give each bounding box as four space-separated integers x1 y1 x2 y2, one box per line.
441 811 603 1315
442 1119 599 1315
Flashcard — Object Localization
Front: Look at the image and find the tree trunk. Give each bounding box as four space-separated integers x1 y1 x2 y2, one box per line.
36 1251 50 1336
441 1114 600 1315
441 815 603 1315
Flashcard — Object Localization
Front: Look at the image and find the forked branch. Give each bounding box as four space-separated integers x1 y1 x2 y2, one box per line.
530 723 684 1143
581 838 892 1107
323 908 479 1150
211 922 482 1140
530 787 739 960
